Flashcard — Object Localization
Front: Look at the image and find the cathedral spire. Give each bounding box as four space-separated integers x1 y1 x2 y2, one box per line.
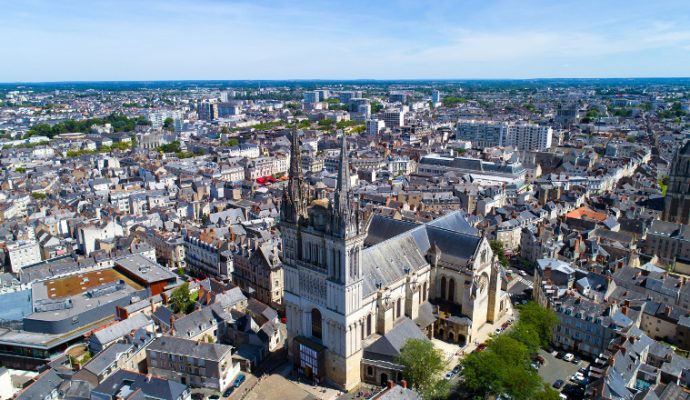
334 133 350 214
281 130 308 224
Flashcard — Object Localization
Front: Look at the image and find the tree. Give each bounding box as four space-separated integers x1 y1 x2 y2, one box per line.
170 282 195 314
489 240 509 267
516 301 559 347
31 192 47 200
163 117 174 131
534 385 562 400
396 338 445 399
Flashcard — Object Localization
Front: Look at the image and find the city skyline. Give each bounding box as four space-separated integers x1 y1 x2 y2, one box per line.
2 0 690 82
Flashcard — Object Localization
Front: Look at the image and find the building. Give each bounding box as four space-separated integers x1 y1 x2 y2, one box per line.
183 230 233 280
366 119 385 136
304 91 320 104
231 240 284 310
431 90 441 106
6 240 42 273
91 369 190 400
456 120 552 151
280 132 505 390
381 110 405 129
504 123 553 151
663 141 690 225
417 154 527 186
456 120 507 148
147 336 240 391
77 220 124 256
643 220 690 263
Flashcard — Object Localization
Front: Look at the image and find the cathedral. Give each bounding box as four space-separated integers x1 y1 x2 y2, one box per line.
280 131 509 390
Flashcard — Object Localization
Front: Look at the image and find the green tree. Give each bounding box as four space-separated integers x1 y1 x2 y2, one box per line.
163 117 174 131
517 301 559 347
489 240 509 267
534 385 562 400
396 339 445 399
31 192 47 200
170 282 195 314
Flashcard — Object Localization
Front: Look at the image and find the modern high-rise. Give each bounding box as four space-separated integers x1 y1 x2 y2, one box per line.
505 123 553 151
381 110 405 129
663 141 690 224
456 120 507 148
366 119 384 136
304 91 320 104
431 90 441 105
456 120 552 151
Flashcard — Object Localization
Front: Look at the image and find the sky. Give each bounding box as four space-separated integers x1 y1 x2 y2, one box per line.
1 0 690 82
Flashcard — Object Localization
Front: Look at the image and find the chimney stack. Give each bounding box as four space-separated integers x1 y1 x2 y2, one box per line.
169 316 176 335
400 380 408 389
387 380 394 389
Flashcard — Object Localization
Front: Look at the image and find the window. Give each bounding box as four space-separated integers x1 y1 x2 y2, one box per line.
311 308 322 340
396 299 401 318
367 366 373 376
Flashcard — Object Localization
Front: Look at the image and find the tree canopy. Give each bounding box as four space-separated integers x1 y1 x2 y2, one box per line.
489 240 509 267
25 113 149 138
396 338 447 399
458 302 559 399
170 282 195 314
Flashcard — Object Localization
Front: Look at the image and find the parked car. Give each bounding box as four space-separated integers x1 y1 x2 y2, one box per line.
233 374 246 388
223 387 234 397
534 355 545 364
452 365 462 375
519 270 527 277
531 362 540 370
556 351 565 359
444 372 454 380
553 379 564 389
572 356 582 364
563 353 575 362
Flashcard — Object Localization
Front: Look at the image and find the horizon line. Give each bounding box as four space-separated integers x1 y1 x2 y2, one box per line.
2 77 690 85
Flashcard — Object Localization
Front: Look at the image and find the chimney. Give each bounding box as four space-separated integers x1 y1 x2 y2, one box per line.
162 292 169 305
400 380 408 389
150 298 155 314
387 380 394 389
665 306 672 317
608 356 615 367
543 266 552 282
169 316 176 335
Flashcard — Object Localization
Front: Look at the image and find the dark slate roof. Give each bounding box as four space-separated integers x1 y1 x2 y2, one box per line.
16 369 64 400
84 342 133 375
364 317 427 361
148 335 232 361
93 369 188 400
362 211 483 296
362 235 428 296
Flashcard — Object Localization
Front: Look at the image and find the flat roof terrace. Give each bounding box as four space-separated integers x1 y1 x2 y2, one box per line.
45 268 143 299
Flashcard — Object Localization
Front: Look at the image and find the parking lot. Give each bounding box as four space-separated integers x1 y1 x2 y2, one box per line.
536 349 584 392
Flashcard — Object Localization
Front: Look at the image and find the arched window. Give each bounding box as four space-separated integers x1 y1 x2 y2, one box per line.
423 281 428 301
448 279 455 303
440 276 447 300
367 314 372 336
396 298 401 318
311 308 322 340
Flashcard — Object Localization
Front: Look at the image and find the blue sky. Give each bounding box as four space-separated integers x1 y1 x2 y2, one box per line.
1 0 690 81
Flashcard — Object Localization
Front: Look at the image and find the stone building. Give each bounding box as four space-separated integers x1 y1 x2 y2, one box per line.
663 141 690 225
280 132 507 390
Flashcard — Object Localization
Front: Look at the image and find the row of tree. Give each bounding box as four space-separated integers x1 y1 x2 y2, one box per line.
458 302 560 400
395 302 560 399
25 113 150 138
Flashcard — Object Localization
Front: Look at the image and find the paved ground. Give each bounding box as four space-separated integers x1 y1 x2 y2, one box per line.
537 349 583 389
238 374 318 400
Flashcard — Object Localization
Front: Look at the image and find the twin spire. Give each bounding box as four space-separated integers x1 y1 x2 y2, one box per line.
281 130 357 237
